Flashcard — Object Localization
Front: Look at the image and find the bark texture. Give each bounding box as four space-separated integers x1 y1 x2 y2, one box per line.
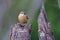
38 3 55 40
10 23 32 40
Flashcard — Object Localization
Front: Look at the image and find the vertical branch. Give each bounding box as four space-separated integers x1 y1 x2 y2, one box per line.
38 0 55 40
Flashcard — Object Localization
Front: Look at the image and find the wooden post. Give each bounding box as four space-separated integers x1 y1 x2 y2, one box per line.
10 23 32 40
38 1 55 40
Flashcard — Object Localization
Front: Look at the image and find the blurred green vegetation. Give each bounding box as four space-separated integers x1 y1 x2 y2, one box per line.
0 0 60 40
45 0 60 40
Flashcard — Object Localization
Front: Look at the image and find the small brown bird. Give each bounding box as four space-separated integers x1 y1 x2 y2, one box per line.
18 11 28 24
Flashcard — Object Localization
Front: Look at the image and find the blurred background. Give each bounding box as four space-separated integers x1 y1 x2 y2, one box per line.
0 0 60 40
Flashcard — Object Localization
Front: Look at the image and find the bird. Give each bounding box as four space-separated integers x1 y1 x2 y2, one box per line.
18 11 29 24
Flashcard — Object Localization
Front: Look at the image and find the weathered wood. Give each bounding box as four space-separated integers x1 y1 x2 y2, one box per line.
38 2 55 40
10 23 32 40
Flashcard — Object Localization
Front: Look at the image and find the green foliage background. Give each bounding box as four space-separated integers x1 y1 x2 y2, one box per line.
0 0 60 40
